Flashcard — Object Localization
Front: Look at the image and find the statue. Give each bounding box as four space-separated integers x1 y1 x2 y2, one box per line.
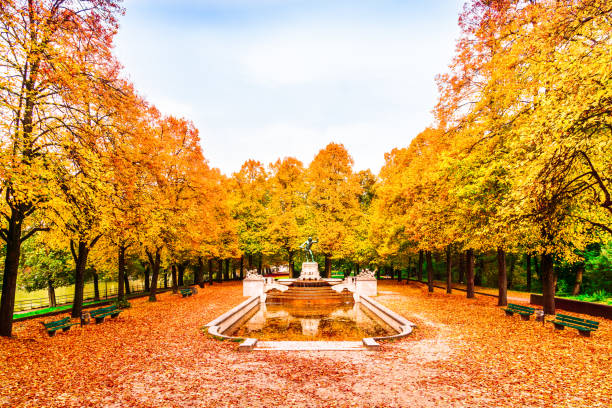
357 269 375 279
245 270 263 279
299 237 318 262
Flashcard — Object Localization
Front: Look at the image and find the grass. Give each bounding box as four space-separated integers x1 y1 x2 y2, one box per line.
558 290 612 305
12 280 145 311
13 299 112 319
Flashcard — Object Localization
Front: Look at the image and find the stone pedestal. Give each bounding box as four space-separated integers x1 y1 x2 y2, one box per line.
299 262 320 280
356 278 377 297
243 277 264 297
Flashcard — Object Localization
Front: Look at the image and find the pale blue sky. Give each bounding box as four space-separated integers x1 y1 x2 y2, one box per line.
114 0 464 175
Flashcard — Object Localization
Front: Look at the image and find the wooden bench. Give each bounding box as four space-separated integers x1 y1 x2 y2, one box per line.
551 314 599 337
502 303 535 320
41 317 77 337
89 305 122 324
180 288 193 297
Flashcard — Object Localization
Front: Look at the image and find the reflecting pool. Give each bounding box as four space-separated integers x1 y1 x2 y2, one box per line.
225 303 397 341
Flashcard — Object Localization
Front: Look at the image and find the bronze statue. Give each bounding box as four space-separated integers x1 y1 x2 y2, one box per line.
299 237 318 262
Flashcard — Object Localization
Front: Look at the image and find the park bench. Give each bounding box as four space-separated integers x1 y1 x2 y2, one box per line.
502 303 535 320
180 288 193 297
41 317 78 337
551 314 599 337
89 305 122 324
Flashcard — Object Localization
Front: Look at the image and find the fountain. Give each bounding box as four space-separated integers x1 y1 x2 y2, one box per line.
206 237 414 351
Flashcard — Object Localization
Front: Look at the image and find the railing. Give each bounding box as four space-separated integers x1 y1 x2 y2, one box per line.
13 281 150 313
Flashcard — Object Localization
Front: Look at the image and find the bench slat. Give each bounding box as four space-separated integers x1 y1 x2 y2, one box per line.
553 321 595 331
556 314 599 328
507 304 534 312
42 317 71 329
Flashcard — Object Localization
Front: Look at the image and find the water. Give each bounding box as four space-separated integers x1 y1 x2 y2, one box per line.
226 303 397 341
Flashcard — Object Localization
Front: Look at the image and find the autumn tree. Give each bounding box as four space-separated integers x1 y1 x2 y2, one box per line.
307 143 361 277
0 0 122 336
266 157 308 277
230 160 271 272
435 0 612 312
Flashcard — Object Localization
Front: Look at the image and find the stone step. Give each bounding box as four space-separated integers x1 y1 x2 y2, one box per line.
253 341 366 351
267 293 351 298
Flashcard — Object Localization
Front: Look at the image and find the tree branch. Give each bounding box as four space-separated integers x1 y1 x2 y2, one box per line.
20 227 50 243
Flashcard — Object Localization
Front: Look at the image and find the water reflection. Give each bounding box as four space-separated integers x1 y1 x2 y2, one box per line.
226 303 396 341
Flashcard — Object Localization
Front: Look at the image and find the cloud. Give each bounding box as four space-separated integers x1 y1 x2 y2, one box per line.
240 24 431 86
202 114 425 175
115 1 462 175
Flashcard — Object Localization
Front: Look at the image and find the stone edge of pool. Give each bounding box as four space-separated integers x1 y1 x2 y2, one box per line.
204 293 415 352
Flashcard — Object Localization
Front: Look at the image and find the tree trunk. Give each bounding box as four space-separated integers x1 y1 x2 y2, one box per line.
93 271 100 301
124 274 131 295
406 258 411 282
397 266 402 282
324 255 331 278
47 279 57 308
117 245 126 302
458 251 465 284
144 265 151 292
572 265 584 296
240 255 244 279
0 203 27 337
526 253 532 293
147 249 161 301
446 245 452 294
171 265 178 293
217 259 223 282
541 253 556 314
475 255 484 287
163 273 168 289
497 247 508 306
224 259 230 281
178 263 185 286
71 240 90 318
248 254 253 269
257 255 263 275
376 267 380 279
466 249 475 298
426 251 434 292
288 251 295 278
507 254 516 289
208 259 213 285
197 257 205 288
417 250 424 282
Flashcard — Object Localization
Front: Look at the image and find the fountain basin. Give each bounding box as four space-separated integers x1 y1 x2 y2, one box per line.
225 303 395 341
207 277 414 351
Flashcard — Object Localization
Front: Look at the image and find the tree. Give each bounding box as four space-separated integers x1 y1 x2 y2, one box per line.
307 143 361 277
0 0 122 336
434 0 611 312
267 157 308 277
20 237 72 308
230 160 270 270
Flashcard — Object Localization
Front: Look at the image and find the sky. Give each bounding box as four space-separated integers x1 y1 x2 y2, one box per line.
114 0 464 176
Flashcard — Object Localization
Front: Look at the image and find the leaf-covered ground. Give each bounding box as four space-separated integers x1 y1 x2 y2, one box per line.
1 281 610 407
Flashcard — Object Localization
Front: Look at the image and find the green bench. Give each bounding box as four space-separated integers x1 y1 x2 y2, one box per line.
180 288 193 297
41 317 78 337
89 305 122 324
502 303 535 320
551 314 599 337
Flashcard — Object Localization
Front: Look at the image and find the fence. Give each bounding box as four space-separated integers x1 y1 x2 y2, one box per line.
14 281 147 312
